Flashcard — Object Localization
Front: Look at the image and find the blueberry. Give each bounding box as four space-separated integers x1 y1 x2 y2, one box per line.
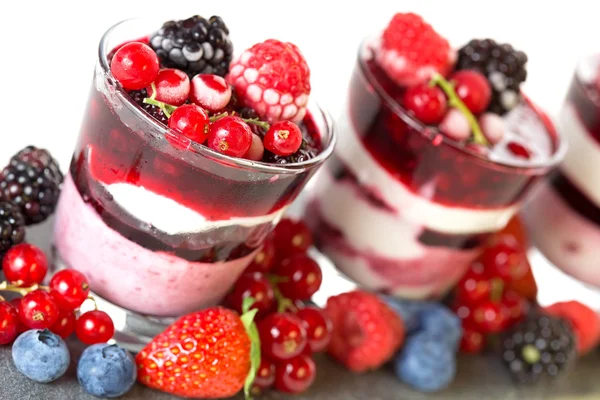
419 304 462 350
12 329 70 383
381 295 432 333
395 331 456 392
77 343 137 398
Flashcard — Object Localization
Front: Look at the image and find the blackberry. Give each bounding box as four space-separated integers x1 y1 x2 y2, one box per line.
456 39 528 115
0 147 63 225
0 202 25 258
149 15 233 78
262 139 318 164
501 312 576 384
128 89 169 125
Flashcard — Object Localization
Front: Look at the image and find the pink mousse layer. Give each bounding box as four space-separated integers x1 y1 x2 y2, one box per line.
524 183 600 288
53 174 256 317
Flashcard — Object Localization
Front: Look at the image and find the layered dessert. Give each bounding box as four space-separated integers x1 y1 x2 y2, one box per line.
524 55 600 288
309 13 564 299
53 16 334 317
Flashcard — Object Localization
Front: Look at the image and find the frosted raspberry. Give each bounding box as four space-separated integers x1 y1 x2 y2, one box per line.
226 39 311 123
376 13 455 86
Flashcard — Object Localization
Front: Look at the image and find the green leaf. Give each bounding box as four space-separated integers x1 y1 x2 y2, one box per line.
241 298 260 400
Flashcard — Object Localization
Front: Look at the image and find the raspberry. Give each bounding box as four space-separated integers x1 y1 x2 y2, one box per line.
326 290 404 372
544 301 600 355
377 13 455 86
227 39 311 123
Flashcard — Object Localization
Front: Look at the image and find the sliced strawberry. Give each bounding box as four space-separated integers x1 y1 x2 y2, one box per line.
544 301 600 355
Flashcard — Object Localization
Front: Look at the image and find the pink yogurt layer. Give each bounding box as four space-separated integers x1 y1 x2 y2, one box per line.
53 174 256 317
524 183 600 288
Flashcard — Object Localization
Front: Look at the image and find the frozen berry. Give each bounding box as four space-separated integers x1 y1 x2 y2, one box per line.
168 104 210 144
481 234 528 282
507 141 532 159
451 70 491 114
19 290 59 329
258 313 308 361
76 310 115 345
2 244 48 286
227 39 310 123
111 42 160 90
225 272 274 319
272 218 313 258
263 121 303 156
402 84 447 125
274 354 316 394
273 254 322 301
207 116 253 157
244 134 265 161
296 306 333 353
146 68 190 106
190 74 232 112
49 269 90 311
440 109 470 141
479 112 505 144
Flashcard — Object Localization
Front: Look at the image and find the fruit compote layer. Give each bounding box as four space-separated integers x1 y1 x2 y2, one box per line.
524 55 600 288
53 68 324 317
310 42 559 299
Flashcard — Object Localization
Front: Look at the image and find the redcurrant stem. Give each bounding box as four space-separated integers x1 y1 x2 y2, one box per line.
209 112 271 130
143 97 177 118
272 285 296 314
0 281 47 296
490 278 504 303
85 295 98 310
429 73 488 147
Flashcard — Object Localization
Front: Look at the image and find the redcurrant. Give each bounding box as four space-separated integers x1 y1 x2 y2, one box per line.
110 42 159 90
272 218 313 258
502 290 529 327
207 116 253 157
76 310 115 345
480 234 528 282
258 313 307 361
245 237 276 273
274 354 316 394
455 261 492 306
190 74 232 112
244 134 265 161
402 83 447 125
0 301 19 345
19 290 59 329
49 269 90 311
471 301 510 333
9 298 27 334
146 68 190 106
296 306 333 352
225 272 275 319
168 104 210 145
253 358 276 392
264 121 303 156
507 141 532 160
273 254 322 301
2 244 48 286
451 70 491 114
460 326 485 354
49 308 76 339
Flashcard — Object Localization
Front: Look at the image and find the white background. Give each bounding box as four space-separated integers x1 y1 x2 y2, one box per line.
0 0 598 166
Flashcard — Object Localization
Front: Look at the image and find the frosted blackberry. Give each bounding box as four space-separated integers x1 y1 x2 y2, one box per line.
456 39 528 115
501 312 576 385
128 89 169 125
0 202 25 258
149 15 233 78
0 146 63 225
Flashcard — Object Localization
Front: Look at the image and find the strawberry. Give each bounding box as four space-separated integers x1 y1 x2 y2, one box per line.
376 13 455 86
544 301 600 355
136 300 260 399
326 290 404 372
226 39 311 123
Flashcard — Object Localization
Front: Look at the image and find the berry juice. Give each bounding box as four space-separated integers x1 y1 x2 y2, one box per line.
53 19 334 317
308 39 564 299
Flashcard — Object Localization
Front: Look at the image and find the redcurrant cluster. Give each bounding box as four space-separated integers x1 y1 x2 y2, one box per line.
224 218 331 395
0 244 114 345
452 218 536 353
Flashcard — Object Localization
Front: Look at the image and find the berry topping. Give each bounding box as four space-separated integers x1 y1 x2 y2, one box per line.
272 218 313 258
168 104 210 144
150 15 233 78
49 309 76 339
272 254 323 301
377 13 455 86
146 68 190 106
227 39 311 123
19 290 59 329
76 310 115 344
0 301 19 344
451 70 491 115
225 272 275 319
2 244 48 286
190 74 232 112
207 116 253 157
244 134 266 161
480 234 528 282
457 39 528 115
78 344 137 398
264 121 303 156
274 354 316 394
439 109 470 141
326 290 404 372
12 329 70 383
0 146 63 225
296 306 333 353
246 236 276 273
49 269 90 311
129 89 169 125
507 141 532 159
544 301 600 355
258 312 308 361
253 358 276 392
479 112 505 144
402 84 447 125
0 202 25 257
110 42 160 90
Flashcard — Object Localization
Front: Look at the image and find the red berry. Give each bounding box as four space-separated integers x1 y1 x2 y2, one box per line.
258 313 308 361
49 269 90 311
264 121 303 156
451 70 491 114
273 254 322 301
480 235 528 282
244 134 265 161
76 310 115 344
146 68 190 106
544 301 600 355
225 272 275 319
501 290 529 327
2 244 48 286
479 112 505 144
19 290 59 329
507 141 532 159
246 237 276 273
455 261 492 306
110 42 159 90
9 299 28 334
168 104 210 145
274 354 316 394
190 74 232 112
460 326 485 354
272 218 313 258
207 116 253 157
402 84 447 125
440 108 471 141
49 308 76 339
471 301 510 333
296 306 333 353
452 302 474 326
0 301 19 345
253 358 276 392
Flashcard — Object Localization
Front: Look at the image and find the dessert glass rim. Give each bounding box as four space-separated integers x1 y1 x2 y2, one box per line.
97 18 337 176
359 35 568 174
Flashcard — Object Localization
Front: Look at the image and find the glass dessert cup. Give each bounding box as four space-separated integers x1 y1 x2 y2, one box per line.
524 55 600 308
52 19 335 350
308 38 565 300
